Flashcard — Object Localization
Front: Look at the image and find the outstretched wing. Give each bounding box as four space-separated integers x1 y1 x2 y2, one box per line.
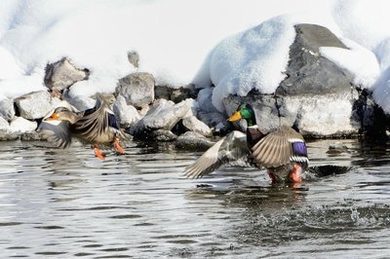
37 120 72 148
184 131 251 179
251 126 308 168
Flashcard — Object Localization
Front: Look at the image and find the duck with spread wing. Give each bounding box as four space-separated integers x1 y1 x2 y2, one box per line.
184 104 309 183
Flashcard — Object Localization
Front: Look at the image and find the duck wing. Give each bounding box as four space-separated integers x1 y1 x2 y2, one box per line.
251 126 308 168
72 98 120 143
37 120 72 148
184 131 250 179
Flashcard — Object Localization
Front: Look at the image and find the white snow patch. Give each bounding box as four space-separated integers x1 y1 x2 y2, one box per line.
320 39 380 88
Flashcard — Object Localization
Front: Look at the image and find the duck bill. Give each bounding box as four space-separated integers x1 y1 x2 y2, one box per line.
228 111 242 122
46 113 59 121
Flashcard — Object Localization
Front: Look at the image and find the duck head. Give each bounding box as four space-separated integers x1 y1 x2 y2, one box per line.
228 104 256 126
45 107 80 124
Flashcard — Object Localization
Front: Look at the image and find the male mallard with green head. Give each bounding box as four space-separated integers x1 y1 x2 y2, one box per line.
38 94 125 160
184 104 309 183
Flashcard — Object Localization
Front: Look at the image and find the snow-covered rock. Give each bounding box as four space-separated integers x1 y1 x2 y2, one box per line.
44 57 90 92
14 91 60 120
113 95 141 128
216 23 386 137
9 117 37 133
116 72 155 108
0 98 15 121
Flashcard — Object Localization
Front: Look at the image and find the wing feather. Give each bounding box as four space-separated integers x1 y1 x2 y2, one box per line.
184 131 249 179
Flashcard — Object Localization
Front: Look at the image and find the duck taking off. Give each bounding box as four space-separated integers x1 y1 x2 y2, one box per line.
38 94 125 160
184 104 309 183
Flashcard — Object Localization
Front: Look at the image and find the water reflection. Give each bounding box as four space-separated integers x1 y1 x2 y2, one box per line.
0 138 388 257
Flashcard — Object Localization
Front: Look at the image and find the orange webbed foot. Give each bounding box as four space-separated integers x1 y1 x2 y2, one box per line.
93 145 106 160
113 137 125 155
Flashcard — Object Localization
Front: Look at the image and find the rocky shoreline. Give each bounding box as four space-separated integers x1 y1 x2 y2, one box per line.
0 23 388 150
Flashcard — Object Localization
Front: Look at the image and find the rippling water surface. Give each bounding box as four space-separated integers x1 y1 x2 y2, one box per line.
0 138 389 258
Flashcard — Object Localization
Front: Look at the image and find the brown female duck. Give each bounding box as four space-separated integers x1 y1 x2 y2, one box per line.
39 94 125 159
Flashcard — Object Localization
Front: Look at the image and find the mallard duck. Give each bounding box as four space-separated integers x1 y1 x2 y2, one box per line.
38 94 125 160
184 104 309 183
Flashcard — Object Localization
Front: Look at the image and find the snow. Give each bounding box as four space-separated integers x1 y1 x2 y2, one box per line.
0 0 389 113
320 38 380 88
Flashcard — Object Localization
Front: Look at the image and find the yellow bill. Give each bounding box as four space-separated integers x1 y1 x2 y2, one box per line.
228 111 242 122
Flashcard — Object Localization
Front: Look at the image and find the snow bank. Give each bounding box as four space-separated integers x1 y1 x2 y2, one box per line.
0 0 389 113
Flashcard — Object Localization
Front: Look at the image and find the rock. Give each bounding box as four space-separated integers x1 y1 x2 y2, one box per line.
182 116 212 137
221 24 373 137
0 131 19 141
0 116 10 131
327 142 349 154
150 129 178 142
196 88 228 130
127 51 140 68
14 91 61 120
113 95 141 128
276 24 352 96
21 131 44 141
44 57 89 92
116 72 155 108
9 117 37 133
351 89 388 136
0 98 15 121
155 84 197 103
175 131 214 151
132 99 192 140
63 90 96 111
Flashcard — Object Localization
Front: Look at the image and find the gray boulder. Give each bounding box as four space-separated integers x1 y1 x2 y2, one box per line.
127 51 140 68
113 95 141 128
182 115 212 137
9 117 37 133
132 99 192 139
175 131 214 151
15 91 61 120
116 72 155 108
155 84 197 103
0 98 15 121
222 24 373 137
150 129 178 142
0 116 10 131
44 57 89 92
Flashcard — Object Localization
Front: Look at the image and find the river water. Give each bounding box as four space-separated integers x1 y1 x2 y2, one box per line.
0 138 389 258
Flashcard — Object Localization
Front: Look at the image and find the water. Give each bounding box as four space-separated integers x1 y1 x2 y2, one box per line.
0 138 389 258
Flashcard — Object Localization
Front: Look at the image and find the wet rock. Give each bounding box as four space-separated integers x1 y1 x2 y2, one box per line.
175 131 214 151
116 72 155 108
182 116 212 137
0 98 15 121
0 131 19 141
44 57 89 92
21 131 44 141
150 129 178 142
327 142 349 154
132 99 192 138
113 95 141 128
14 91 61 120
155 84 197 103
9 117 37 133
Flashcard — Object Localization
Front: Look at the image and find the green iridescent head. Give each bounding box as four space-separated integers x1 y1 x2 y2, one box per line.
228 104 256 126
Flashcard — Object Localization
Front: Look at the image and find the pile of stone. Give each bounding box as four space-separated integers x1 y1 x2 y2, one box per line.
0 23 388 149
